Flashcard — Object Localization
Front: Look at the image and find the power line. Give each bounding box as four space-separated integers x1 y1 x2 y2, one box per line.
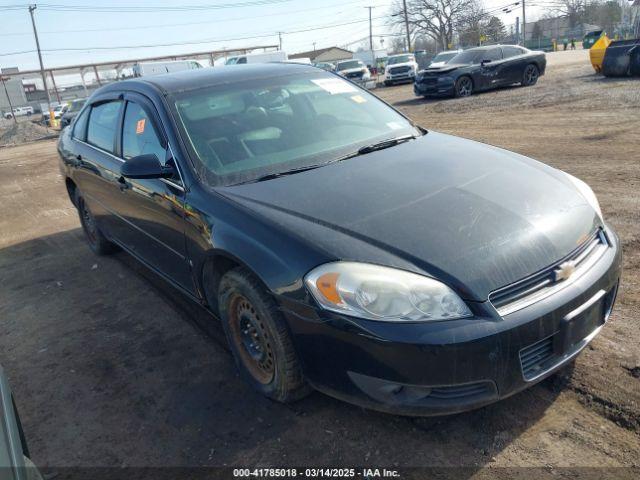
0 15 389 57
0 1 382 37
0 0 294 12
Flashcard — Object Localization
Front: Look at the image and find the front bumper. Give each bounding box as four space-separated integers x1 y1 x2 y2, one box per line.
414 78 455 97
385 72 416 84
281 225 622 416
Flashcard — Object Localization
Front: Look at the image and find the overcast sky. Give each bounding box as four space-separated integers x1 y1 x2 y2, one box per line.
0 0 542 73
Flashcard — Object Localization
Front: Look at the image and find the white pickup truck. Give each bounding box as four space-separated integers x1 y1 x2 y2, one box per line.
3 106 34 119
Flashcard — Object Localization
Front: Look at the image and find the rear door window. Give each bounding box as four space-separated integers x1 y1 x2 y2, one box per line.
87 101 122 153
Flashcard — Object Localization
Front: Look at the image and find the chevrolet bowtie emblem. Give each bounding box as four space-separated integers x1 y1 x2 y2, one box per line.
554 261 576 282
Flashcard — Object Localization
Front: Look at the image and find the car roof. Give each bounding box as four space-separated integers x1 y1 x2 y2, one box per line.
468 44 522 51
98 63 320 96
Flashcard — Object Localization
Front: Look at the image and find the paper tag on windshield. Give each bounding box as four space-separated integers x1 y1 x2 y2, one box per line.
311 78 357 94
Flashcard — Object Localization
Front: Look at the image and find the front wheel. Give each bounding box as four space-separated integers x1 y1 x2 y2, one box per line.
218 267 310 403
454 76 473 98
522 64 539 86
75 190 118 255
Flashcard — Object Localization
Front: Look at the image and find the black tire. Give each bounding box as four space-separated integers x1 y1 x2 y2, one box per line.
522 64 540 86
454 76 473 98
218 267 310 403
75 190 118 255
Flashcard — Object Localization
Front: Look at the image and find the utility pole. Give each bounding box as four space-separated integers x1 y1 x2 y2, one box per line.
1 75 17 125
365 6 374 51
277 31 283 51
402 0 411 51
28 4 54 124
313 42 316 51
522 0 526 46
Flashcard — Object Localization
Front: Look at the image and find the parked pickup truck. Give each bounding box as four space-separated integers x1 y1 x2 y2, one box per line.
3 106 34 119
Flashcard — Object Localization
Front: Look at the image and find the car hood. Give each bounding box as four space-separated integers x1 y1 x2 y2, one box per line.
387 62 416 69
217 132 600 301
338 67 366 74
422 63 469 74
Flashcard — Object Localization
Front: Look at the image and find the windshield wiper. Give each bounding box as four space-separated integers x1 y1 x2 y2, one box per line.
238 134 420 184
242 163 329 184
356 134 418 155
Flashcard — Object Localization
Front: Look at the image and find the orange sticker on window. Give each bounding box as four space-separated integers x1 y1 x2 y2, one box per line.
136 119 146 134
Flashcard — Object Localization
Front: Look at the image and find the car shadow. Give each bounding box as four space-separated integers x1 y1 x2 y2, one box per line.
0 229 569 474
391 83 527 107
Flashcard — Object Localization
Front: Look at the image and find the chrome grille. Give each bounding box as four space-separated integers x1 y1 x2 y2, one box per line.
389 66 410 75
491 230 609 316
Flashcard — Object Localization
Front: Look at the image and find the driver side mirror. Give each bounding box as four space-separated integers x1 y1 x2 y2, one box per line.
121 154 174 180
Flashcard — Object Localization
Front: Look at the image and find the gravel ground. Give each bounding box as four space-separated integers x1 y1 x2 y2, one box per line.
0 48 638 477
0 118 57 147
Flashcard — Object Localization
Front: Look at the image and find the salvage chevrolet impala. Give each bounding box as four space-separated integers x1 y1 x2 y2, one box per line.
57 64 620 416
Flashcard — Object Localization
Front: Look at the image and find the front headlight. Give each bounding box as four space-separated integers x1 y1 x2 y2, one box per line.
305 262 472 322
564 172 602 220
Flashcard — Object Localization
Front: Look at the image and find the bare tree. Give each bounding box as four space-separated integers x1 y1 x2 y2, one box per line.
543 0 585 28
390 0 480 51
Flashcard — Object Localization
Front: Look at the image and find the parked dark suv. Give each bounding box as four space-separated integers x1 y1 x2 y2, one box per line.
57 64 620 416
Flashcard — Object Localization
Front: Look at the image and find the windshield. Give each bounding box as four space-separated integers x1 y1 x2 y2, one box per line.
336 60 363 71
431 52 458 64
173 71 419 185
387 55 414 65
448 50 480 65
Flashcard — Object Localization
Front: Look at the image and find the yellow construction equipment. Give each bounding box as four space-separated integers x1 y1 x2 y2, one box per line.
590 34 611 73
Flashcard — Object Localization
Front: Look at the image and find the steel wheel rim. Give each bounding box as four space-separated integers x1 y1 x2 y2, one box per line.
80 200 98 245
458 78 472 96
229 294 275 384
526 66 538 84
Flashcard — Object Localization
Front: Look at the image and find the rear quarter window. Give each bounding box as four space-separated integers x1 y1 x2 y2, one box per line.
72 108 89 141
502 46 526 58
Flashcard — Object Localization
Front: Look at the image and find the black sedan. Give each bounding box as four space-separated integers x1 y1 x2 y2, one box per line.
57 64 620 416
414 45 546 98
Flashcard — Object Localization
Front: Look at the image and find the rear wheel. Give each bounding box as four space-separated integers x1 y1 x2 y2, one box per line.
522 64 539 86
454 76 473 97
218 267 310 402
75 190 117 255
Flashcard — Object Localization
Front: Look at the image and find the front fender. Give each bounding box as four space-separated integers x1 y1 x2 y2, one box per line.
183 184 330 304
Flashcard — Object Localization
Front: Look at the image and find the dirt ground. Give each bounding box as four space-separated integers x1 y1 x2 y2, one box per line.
0 48 638 477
